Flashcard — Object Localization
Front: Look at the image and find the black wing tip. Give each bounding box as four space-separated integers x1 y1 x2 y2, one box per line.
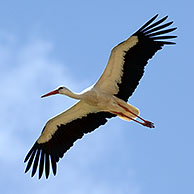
135 14 159 33
24 167 29 173
162 15 168 21
151 14 159 21
159 41 176 44
24 142 38 175
133 14 177 45
24 141 58 179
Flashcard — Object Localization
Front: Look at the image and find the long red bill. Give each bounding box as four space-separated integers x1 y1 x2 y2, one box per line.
41 89 59 98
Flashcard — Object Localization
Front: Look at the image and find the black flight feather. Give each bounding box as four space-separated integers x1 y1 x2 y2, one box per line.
115 15 176 101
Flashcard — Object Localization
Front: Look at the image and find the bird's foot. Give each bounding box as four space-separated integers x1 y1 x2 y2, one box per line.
142 120 155 128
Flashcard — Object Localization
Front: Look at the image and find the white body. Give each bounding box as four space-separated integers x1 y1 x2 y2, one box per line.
37 35 141 144
38 87 139 143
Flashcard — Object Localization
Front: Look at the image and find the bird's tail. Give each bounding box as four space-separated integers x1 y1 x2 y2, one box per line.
118 103 140 122
111 97 140 122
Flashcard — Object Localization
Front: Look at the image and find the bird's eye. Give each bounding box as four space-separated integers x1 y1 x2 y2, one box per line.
58 87 64 90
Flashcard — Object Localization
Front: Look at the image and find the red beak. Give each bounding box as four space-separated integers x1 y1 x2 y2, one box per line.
41 89 59 98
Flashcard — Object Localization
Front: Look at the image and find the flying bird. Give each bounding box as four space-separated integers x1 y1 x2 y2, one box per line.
24 14 177 179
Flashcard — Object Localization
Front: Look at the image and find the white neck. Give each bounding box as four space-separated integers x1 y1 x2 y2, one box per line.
61 88 83 100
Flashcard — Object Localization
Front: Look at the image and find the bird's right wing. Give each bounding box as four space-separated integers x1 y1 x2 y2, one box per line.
24 101 114 179
95 15 176 101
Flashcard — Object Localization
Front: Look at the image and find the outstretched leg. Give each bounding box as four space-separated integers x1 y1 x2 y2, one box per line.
113 102 155 128
112 111 154 128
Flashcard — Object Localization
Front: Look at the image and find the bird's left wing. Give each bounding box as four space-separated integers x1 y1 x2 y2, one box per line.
24 101 114 179
95 15 177 101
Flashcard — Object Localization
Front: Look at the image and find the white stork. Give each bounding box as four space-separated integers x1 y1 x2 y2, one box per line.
24 14 177 179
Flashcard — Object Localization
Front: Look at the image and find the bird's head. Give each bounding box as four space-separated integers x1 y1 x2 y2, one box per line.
41 86 70 98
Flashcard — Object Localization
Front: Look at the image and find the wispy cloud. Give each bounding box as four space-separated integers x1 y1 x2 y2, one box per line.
0 33 79 160
0 33 141 194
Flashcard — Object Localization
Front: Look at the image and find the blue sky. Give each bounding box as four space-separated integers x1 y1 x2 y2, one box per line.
0 0 193 194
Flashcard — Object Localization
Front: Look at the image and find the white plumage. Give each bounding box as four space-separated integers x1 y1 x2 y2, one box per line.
95 36 139 94
24 14 177 179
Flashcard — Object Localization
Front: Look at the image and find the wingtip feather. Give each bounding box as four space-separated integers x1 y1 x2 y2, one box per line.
25 150 36 173
31 149 40 177
38 151 45 179
136 14 159 33
45 153 50 179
